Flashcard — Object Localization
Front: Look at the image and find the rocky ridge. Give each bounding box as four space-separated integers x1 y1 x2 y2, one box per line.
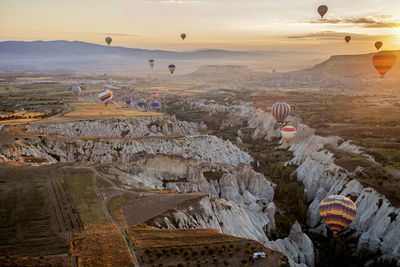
185 98 400 265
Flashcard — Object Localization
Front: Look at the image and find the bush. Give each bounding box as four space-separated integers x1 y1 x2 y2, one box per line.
224 260 229 265
241 259 247 264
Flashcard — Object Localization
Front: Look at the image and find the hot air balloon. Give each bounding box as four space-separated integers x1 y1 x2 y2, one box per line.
181 33 187 40
137 99 147 107
272 102 291 125
98 89 113 105
318 5 328 18
151 91 158 101
168 64 176 74
319 195 356 234
149 59 155 68
345 36 351 43
151 101 160 109
281 126 297 143
372 51 396 78
125 96 133 105
105 37 112 46
375 41 383 51
71 86 81 96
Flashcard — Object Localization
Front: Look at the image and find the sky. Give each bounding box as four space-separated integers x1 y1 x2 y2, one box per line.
1 0 400 54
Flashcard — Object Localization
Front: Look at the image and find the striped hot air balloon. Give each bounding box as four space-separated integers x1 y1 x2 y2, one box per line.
319 195 356 234
137 99 147 107
372 51 396 78
281 125 297 142
71 86 81 96
125 96 133 105
98 89 113 105
272 102 291 125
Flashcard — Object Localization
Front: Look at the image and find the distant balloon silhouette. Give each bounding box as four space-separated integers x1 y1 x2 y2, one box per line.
105 37 112 46
168 64 176 74
345 36 351 43
318 5 328 18
375 41 383 51
372 51 396 78
181 33 187 40
149 59 155 68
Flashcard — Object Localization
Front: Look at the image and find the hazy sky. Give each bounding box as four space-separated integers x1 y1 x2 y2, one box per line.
1 0 400 54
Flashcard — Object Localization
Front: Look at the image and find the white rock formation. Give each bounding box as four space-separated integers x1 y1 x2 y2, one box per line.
0 135 252 166
27 115 201 137
185 99 400 265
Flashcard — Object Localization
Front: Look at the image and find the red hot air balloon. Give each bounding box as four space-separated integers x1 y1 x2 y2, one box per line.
345 36 351 43
151 91 158 101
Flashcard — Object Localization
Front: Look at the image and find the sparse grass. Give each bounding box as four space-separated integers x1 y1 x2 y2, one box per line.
64 102 162 118
106 193 134 213
64 168 105 225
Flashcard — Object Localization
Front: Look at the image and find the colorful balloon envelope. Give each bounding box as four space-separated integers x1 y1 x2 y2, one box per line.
168 64 176 74
345 36 351 43
372 51 396 78
151 91 158 101
149 59 155 68
125 96 133 105
375 41 383 51
138 99 147 107
181 33 187 40
318 5 328 18
98 89 113 105
105 37 112 46
71 86 81 96
281 126 297 143
319 195 356 234
151 101 160 107
272 102 291 125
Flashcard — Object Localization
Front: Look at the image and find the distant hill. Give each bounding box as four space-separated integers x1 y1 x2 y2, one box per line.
260 50 400 90
0 41 313 74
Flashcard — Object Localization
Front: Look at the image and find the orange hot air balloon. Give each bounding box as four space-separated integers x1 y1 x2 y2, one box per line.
372 51 396 78
345 36 351 43
375 41 383 51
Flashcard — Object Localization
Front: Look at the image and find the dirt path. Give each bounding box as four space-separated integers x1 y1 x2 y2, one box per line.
92 173 139 267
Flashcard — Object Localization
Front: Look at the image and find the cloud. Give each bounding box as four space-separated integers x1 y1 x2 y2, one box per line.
105 33 138 37
287 31 389 41
307 16 400 28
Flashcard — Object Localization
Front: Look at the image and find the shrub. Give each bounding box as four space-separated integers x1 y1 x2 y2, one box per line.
224 260 229 265
241 259 247 264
